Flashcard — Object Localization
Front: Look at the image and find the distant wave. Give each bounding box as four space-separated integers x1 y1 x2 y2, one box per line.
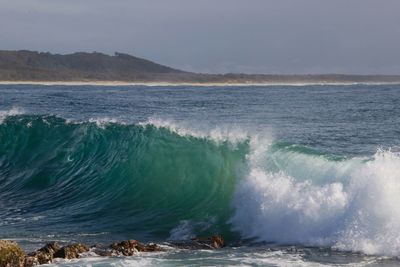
1 112 400 256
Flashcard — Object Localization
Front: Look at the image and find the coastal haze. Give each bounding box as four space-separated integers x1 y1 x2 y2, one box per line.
1 0 400 75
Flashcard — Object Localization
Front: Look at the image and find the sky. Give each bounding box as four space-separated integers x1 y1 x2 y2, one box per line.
1 0 400 74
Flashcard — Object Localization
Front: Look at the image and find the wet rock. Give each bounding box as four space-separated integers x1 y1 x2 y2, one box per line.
110 240 139 256
110 240 162 256
210 235 225 248
38 242 60 255
91 244 112 257
0 240 25 267
27 242 61 264
137 243 162 252
53 243 89 259
26 251 50 265
169 235 225 250
23 256 39 267
93 249 113 257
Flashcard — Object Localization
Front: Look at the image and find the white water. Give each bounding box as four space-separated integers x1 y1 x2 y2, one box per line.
231 137 400 257
141 117 252 144
0 107 24 124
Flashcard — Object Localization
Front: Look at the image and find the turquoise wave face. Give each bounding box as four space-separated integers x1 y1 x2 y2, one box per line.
2 114 400 257
0 115 248 241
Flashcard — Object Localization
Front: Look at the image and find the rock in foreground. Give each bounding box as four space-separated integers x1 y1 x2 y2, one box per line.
110 240 163 256
27 242 61 265
53 243 89 259
0 235 224 266
0 240 25 267
168 235 225 250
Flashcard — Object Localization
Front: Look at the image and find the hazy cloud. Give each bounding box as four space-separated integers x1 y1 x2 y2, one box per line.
1 0 399 74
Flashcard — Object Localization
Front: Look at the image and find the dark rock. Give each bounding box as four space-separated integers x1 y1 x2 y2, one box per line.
26 251 50 265
0 240 25 267
53 243 89 259
94 249 113 257
27 242 61 264
210 235 225 248
110 240 162 256
38 242 60 255
90 244 112 257
169 235 225 250
23 256 39 267
137 243 162 252
110 240 139 256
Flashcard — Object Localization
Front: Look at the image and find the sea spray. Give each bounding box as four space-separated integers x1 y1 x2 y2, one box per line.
231 139 400 256
335 149 400 256
0 107 24 124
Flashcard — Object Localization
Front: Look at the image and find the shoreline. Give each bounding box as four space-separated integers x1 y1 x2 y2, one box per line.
1 80 400 87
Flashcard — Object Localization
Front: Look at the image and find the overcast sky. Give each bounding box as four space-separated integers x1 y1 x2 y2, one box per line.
1 0 400 74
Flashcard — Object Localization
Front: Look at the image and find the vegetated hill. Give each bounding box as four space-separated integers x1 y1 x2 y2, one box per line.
0 50 191 81
0 50 400 84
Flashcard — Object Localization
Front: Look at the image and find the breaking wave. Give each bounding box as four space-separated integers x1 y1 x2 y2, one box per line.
1 112 400 256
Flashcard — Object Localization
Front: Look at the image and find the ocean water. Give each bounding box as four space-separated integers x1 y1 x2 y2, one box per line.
1 84 400 266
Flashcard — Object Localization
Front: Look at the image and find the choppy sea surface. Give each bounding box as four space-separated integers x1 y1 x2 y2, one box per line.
1 84 400 266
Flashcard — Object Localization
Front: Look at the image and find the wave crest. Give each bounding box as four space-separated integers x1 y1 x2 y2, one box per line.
231 144 400 256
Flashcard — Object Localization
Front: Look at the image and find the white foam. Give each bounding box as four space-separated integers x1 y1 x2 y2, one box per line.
140 117 251 145
231 141 400 256
48 247 378 267
168 218 216 241
88 117 122 128
0 107 24 124
168 220 196 240
334 149 400 256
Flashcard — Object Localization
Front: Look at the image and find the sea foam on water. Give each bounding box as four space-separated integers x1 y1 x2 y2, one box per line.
231 140 400 256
